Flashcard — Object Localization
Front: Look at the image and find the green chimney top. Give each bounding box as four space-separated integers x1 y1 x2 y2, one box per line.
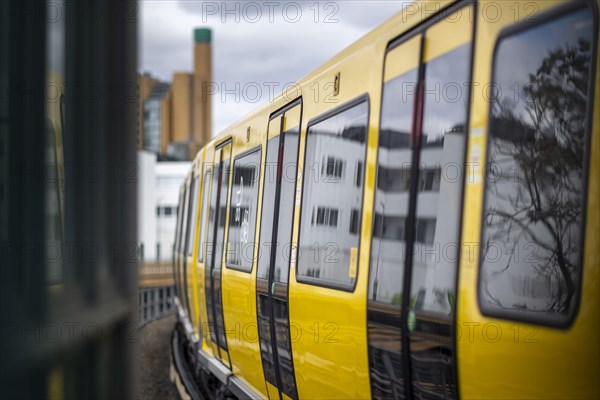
194 28 212 44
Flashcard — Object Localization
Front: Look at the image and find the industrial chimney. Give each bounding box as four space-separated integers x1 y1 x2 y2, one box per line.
193 27 212 151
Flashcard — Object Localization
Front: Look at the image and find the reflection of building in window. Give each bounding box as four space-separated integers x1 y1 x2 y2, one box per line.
415 218 436 244
227 149 261 272
349 209 360 234
298 101 368 289
354 161 363 187
322 156 344 178
373 214 405 240
418 168 441 192
312 206 339 227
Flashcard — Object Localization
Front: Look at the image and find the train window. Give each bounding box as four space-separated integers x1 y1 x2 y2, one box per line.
370 62 418 304
408 40 471 316
178 185 189 254
174 192 184 253
257 136 279 280
297 99 368 290
479 7 595 325
186 176 199 256
197 165 211 262
226 147 262 272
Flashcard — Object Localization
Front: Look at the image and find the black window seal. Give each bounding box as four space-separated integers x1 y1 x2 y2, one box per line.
477 0 598 330
225 144 263 274
296 93 370 293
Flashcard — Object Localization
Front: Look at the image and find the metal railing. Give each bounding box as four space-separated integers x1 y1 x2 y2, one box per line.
139 285 176 326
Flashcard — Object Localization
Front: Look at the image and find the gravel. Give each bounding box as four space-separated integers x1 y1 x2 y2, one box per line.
139 313 179 400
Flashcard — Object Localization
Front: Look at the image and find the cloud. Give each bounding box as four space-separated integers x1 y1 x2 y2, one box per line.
140 1 407 135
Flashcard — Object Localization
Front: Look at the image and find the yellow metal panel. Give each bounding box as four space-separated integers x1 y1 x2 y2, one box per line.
384 34 421 82
423 8 471 63
265 381 279 400
268 115 282 139
283 104 301 132
458 1 600 399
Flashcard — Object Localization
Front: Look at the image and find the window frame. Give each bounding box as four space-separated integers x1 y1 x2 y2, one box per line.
225 144 263 273
477 1 598 329
296 94 370 292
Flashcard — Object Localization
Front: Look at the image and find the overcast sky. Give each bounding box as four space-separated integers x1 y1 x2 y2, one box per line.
140 1 407 136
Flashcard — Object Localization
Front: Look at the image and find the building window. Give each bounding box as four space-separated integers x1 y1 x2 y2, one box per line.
479 7 594 324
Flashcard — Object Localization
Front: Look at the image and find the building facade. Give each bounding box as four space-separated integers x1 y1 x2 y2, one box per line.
138 27 213 161
137 150 191 261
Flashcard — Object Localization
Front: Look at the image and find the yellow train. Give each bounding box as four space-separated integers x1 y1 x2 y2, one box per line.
172 0 600 398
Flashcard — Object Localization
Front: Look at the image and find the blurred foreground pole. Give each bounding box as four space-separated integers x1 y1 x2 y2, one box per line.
1 1 139 398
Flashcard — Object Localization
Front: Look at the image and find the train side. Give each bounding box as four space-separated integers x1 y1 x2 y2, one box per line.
173 0 600 398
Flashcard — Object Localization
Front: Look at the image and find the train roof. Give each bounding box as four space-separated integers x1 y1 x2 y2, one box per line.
204 0 454 149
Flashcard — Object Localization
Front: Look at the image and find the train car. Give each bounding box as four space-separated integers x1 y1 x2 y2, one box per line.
171 0 600 399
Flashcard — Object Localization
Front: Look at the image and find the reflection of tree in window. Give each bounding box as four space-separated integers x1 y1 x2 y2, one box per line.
481 9 593 318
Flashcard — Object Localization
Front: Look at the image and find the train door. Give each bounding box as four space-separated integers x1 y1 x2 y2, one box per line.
368 4 473 399
205 140 233 366
256 100 302 400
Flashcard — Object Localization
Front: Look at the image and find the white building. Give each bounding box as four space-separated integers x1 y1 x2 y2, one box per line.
137 150 191 261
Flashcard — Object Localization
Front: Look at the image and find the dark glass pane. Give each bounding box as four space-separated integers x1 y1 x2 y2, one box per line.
274 128 300 284
273 298 298 399
257 136 280 280
257 294 277 385
481 9 594 319
298 101 368 289
227 149 262 272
